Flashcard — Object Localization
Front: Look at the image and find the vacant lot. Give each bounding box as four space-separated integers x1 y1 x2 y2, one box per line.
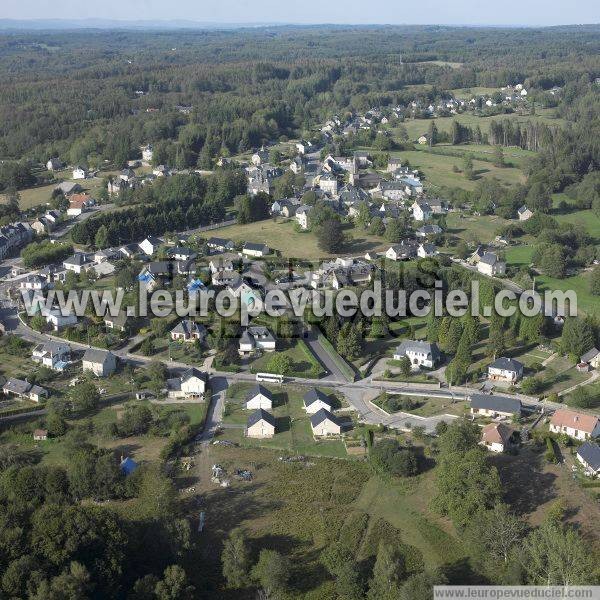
446 211 510 243
199 218 387 259
391 150 525 191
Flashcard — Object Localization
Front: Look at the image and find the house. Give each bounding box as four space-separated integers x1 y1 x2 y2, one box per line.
239 326 276 356
417 135 428 144
31 217 51 236
63 253 92 274
20 274 47 291
469 394 522 419
33 429 48 441
32 342 70 371
138 236 163 256
303 388 333 414
118 244 138 259
251 148 270 166
153 165 170 177
412 201 432 221
242 242 269 258
576 442 600 477
45 309 77 331
295 205 312 230
167 367 208 398
94 247 119 263
480 423 517 453
387 156 404 172
477 252 506 276
310 408 342 436
417 243 437 258
318 173 338 196
246 409 276 438
82 349 117 377
67 193 94 216
72 166 88 179
104 312 128 332
245 385 274 410
393 340 441 369
46 158 63 171
487 357 524 383
581 347 600 369
3 378 48 402
120 168 136 182
549 409 600 441
207 237 235 253
168 247 197 261
517 205 533 221
385 242 418 261
416 224 442 238
170 320 207 343
296 140 312 155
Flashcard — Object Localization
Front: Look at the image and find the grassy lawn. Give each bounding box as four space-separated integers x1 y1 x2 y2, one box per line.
446 211 510 244
538 355 591 395
554 208 600 241
220 383 348 457
196 218 387 259
355 473 466 568
248 339 325 378
425 143 536 169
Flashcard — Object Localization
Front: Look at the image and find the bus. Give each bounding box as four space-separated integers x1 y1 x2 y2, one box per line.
255 372 284 384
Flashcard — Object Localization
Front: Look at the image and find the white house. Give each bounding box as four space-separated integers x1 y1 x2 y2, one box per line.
310 408 342 437
46 158 63 171
45 310 77 331
417 243 437 258
480 422 517 453
487 357 524 383
242 242 269 258
517 205 533 221
167 367 208 399
412 201 432 221
477 252 506 276
32 342 70 371
303 388 333 414
247 409 276 438
63 253 92 274
72 166 88 180
141 144 154 163
82 349 117 377
239 327 276 356
385 241 418 261
138 236 163 256
245 385 274 410
318 173 338 196
3 378 48 403
581 347 600 369
295 205 312 230
207 237 235 253
576 442 600 477
393 340 441 369
470 394 522 419
550 409 600 441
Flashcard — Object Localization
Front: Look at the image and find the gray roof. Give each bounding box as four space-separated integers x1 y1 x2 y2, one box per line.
63 253 89 266
489 357 523 373
303 388 332 409
310 408 341 428
82 348 114 365
171 320 206 336
577 442 600 471
246 384 273 403
207 237 234 248
581 347 600 363
243 242 269 253
181 367 207 383
480 252 501 266
470 394 521 414
3 378 32 395
395 340 440 360
247 408 276 428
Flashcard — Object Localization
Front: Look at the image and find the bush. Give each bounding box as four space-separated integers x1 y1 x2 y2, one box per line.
370 439 420 477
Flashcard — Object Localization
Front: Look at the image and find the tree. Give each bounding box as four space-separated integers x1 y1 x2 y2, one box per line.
397 356 411 378
399 570 448 600
136 465 177 519
465 504 526 578
561 317 595 359
316 219 345 253
31 314 46 332
222 528 251 589
337 322 362 360
591 266 600 295
384 218 405 243
370 439 419 477
335 561 365 600
369 216 385 236
428 121 438 147
522 522 596 586
526 181 552 213
540 244 566 278
70 382 99 413
267 353 293 375
154 565 195 600
368 541 406 600
252 550 291 597
493 145 505 168
94 225 109 249
463 155 475 180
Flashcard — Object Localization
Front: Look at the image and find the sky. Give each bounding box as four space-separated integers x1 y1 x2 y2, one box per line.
1 0 599 27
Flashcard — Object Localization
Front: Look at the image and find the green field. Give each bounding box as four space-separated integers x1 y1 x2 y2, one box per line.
391 149 525 191
389 107 564 142
198 218 387 259
446 211 510 244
